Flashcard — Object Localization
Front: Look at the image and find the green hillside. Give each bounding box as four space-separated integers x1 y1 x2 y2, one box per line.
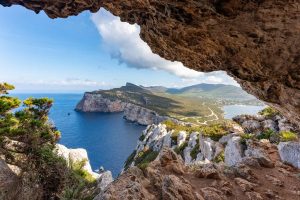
90 83 263 124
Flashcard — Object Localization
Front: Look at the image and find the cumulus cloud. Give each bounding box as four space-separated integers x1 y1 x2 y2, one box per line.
91 9 203 79
91 9 238 86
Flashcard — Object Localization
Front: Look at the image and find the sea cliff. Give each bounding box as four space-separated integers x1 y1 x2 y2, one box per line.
75 92 171 125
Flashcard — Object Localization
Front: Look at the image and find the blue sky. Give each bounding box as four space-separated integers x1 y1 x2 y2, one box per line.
0 6 238 93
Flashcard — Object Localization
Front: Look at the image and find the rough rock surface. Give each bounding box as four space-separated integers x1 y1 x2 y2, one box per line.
1 0 300 127
98 148 300 200
277 142 300 169
75 92 170 125
55 144 113 189
224 136 243 166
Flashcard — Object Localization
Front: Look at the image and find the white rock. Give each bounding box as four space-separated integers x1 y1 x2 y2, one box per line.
219 133 239 145
97 171 113 191
278 118 294 132
177 131 187 147
242 120 261 133
278 142 300 169
224 137 243 166
162 132 172 148
196 152 204 161
55 144 100 179
188 132 198 148
183 147 192 164
199 134 215 161
262 119 277 132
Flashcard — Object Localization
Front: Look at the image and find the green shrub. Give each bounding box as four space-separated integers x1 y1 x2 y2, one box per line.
279 131 298 142
214 151 225 163
134 149 159 169
259 107 279 118
240 133 255 146
190 143 199 160
257 129 275 140
139 134 145 141
201 123 228 141
174 142 188 158
124 150 136 170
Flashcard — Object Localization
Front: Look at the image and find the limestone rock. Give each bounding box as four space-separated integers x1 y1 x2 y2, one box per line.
97 171 113 192
199 134 215 161
262 119 277 132
177 131 187 147
242 120 261 133
224 137 243 166
277 142 300 169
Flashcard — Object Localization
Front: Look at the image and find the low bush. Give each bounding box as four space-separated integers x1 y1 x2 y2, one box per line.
214 151 225 163
259 107 279 118
174 142 188 158
134 149 159 169
124 150 136 170
257 129 275 140
279 131 298 142
190 143 199 160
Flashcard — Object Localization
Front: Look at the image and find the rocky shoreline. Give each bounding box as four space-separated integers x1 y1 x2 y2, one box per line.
75 92 172 125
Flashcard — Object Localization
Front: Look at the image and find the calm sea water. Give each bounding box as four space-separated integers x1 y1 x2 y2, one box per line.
12 94 145 177
223 105 266 119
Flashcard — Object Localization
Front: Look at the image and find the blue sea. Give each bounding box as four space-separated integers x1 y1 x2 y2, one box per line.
12 94 145 177
12 94 265 177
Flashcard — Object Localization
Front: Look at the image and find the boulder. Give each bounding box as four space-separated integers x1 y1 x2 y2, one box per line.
199 134 215 161
277 142 300 169
177 131 187 147
242 120 261 133
244 141 274 168
188 132 198 148
262 119 277 132
97 171 113 192
224 137 243 166
183 147 192 165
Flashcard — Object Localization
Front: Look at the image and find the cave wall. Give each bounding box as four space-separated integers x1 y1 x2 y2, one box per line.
1 0 300 126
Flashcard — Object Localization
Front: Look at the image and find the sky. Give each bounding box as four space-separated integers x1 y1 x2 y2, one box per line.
0 6 238 93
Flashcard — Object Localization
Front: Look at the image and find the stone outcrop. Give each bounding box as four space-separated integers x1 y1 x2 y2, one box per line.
1 0 300 127
98 147 300 200
75 92 170 125
75 93 126 113
224 136 243 166
55 144 113 191
277 142 300 169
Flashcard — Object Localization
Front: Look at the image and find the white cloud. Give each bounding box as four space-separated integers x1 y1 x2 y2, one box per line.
91 9 239 86
91 9 202 79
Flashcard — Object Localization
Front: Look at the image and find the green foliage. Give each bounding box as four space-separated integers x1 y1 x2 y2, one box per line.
174 142 188 157
201 124 228 141
257 129 275 140
164 120 230 142
70 159 96 183
214 151 225 163
0 82 15 94
0 83 97 199
139 134 145 141
259 107 279 118
124 150 136 170
240 133 255 146
134 149 159 169
279 131 298 142
190 143 199 160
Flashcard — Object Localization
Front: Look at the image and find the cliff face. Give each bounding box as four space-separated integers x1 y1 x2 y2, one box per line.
1 1 300 127
76 92 170 125
75 93 126 112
